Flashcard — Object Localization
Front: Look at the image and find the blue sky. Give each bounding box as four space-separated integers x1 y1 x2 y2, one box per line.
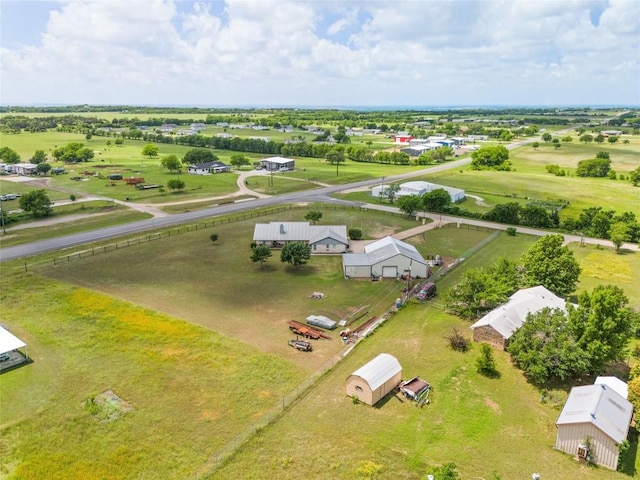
1 0 639 107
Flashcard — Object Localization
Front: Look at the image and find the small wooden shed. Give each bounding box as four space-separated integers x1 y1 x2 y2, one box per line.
346 353 402 406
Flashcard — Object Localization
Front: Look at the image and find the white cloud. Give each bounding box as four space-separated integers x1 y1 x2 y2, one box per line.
0 0 638 105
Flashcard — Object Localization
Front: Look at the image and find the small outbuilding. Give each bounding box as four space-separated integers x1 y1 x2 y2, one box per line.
345 353 402 406
555 383 633 470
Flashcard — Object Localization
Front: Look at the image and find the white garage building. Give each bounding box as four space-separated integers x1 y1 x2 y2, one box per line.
342 236 428 279
372 181 465 203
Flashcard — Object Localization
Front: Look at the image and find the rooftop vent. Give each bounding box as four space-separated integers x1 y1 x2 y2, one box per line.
280 224 285 234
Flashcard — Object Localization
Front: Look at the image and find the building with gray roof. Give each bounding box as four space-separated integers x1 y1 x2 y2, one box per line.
343 236 428 279
470 285 567 350
555 382 632 470
253 222 348 254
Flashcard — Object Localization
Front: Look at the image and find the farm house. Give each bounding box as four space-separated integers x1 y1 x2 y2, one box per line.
555 382 633 470
470 285 567 350
342 236 428 279
346 353 402 406
187 161 231 175
253 222 348 253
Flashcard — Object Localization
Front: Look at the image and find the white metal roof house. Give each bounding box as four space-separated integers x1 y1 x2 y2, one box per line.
253 222 348 253
346 353 402 406
257 156 295 171
555 383 633 470
372 181 465 203
187 161 231 175
470 285 567 350
343 236 428 279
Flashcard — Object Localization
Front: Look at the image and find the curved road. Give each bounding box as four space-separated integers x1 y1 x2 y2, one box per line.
5 133 612 262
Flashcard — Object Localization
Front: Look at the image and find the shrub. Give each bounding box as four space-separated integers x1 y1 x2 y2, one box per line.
445 328 470 352
505 227 517 236
476 343 498 377
210 233 218 243
69 194 76 202
349 228 363 240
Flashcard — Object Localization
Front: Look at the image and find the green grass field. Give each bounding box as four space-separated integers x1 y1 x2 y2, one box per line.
2 205 638 479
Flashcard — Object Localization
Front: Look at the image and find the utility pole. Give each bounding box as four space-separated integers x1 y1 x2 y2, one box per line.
0 198 5 235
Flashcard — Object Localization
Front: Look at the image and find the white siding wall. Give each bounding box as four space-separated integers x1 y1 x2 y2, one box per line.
344 265 372 278
555 423 620 470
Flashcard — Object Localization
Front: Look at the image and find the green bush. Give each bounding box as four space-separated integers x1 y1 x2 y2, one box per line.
349 228 363 240
505 227 517 236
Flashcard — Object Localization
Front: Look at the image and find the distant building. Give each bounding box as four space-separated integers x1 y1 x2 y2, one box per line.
371 181 465 203
187 161 231 175
256 156 295 171
190 123 206 131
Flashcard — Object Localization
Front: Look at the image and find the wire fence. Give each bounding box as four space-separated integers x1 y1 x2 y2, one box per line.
192 309 397 479
39 203 406 269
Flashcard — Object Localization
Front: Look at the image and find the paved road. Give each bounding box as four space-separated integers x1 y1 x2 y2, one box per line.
1 134 591 262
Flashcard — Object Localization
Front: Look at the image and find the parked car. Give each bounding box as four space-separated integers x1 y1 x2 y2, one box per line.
415 282 437 301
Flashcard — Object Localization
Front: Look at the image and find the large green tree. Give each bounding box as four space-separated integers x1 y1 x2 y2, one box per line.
397 194 422 217
31 150 47 164
183 148 218 165
508 307 591 385
280 241 311 269
19 189 53 218
250 245 272 270
470 146 510 170
521 234 581 297
444 258 520 320
230 154 250 170
141 143 159 158
167 179 185 192
422 189 451 213
161 154 182 173
609 222 631 252
52 142 94 163
0 147 20 164
570 285 637 372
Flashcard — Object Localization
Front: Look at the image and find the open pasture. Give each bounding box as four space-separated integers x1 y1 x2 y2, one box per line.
0 273 307 480
3 205 638 479
37 207 429 369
